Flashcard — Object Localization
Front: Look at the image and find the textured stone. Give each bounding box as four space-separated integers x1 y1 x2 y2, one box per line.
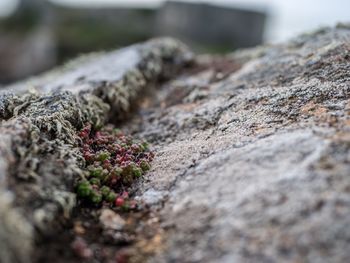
99 209 126 231
128 25 350 263
1 25 350 263
0 38 192 263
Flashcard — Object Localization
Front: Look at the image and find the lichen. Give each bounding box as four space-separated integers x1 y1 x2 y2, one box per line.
0 37 192 263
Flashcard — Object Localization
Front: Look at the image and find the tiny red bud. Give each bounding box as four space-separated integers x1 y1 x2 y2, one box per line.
115 197 124 207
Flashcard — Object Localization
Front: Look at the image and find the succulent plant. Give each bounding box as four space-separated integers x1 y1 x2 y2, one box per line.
76 181 92 198
75 123 154 207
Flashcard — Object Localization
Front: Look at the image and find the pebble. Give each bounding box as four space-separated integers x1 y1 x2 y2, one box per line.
99 208 125 231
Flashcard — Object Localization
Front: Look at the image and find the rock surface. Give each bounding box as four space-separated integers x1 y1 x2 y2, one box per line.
1 25 350 263
0 38 192 263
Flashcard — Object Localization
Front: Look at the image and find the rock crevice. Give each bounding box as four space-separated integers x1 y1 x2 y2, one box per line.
1 26 350 263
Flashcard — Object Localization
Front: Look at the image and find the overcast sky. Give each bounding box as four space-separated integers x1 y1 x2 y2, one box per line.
1 0 349 42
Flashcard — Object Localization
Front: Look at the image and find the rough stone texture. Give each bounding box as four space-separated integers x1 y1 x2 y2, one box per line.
1 25 350 263
127 25 350 263
0 38 192 263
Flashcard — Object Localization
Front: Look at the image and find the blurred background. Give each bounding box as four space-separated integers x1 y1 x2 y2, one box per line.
0 0 348 84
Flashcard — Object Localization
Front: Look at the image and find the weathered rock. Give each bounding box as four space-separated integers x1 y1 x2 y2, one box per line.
128 25 350 263
99 209 126 231
0 38 192 263
1 25 350 263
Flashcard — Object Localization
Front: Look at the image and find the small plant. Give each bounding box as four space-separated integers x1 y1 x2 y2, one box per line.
76 124 154 208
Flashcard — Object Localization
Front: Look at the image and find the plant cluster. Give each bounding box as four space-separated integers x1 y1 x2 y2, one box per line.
76 124 154 208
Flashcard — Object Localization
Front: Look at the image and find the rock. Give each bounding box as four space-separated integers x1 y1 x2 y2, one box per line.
99 209 126 231
132 25 350 263
141 189 168 206
0 192 33 263
0 37 192 263
70 237 93 259
1 25 350 263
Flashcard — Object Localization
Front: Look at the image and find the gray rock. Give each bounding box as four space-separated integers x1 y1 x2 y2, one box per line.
1 25 350 263
131 25 350 263
0 37 192 263
99 209 126 231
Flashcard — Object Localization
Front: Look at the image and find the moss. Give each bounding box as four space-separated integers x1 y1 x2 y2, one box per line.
0 38 192 262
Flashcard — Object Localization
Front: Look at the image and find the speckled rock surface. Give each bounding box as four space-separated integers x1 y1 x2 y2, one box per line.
0 38 192 263
1 25 350 263
126 25 350 263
